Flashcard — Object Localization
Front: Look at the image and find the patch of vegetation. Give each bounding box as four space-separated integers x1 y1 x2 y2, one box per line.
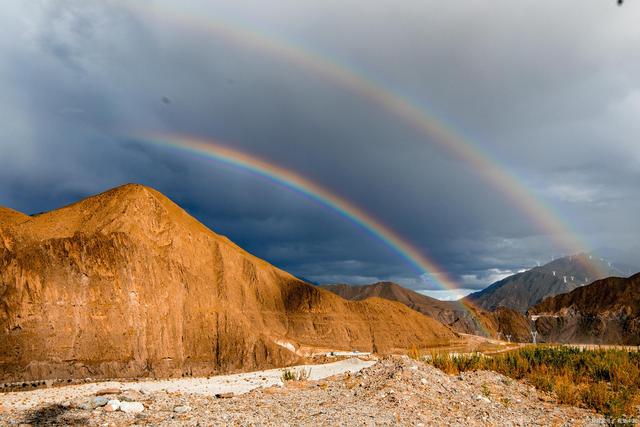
281 368 311 382
481 383 491 397
425 346 640 422
281 368 296 382
407 344 420 360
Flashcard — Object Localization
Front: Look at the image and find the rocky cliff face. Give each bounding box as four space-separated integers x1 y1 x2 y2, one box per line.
529 274 640 345
321 282 531 342
0 184 456 383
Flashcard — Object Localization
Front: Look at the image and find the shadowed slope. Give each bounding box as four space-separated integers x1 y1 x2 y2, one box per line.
0 184 456 382
321 282 531 342
530 273 640 345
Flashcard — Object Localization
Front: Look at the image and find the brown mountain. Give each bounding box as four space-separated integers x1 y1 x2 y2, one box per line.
0 207 29 226
0 184 457 383
529 273 640 345
465 255 624 313
321 282 531 342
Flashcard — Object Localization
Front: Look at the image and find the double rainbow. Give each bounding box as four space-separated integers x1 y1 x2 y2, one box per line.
125 1 602 279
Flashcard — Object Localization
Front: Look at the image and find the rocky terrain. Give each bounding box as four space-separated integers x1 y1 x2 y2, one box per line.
530 273 640 345
466 255 624 313
0 184 457 384
0 356 603 426
321 282 532 342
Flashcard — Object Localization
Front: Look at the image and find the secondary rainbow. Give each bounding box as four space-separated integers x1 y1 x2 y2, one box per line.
126 2 603 278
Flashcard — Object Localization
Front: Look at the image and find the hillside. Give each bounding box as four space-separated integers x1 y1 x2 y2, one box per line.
321 282 532 342
465 255 624 313
0 184 457 383
0 207 29 226
529 273 640 344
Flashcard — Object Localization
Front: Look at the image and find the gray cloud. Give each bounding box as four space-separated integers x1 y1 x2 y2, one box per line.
1 0 639 291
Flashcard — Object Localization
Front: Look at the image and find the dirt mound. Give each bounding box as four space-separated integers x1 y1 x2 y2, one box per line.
0 184 456 383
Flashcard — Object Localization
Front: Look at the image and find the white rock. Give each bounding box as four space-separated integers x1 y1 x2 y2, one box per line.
119 401 144 413
476 395 491 403
420 378 428 385
104 399 120 412
173 405 192 413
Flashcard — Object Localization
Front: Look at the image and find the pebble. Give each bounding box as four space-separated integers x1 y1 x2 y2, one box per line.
215 392 234 399
93 396 109 407
173 405 192 413
77 402 92 411
103 399 120 412
118 401 144 413
95 387 121 396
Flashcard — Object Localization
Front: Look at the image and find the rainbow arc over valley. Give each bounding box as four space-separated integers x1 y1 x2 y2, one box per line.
126 2 603 279
138 133 457 291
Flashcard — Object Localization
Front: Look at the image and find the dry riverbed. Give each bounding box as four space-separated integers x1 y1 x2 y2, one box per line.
1 356 604 426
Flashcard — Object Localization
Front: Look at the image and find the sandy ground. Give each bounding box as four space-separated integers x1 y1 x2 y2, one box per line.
0 357 375 412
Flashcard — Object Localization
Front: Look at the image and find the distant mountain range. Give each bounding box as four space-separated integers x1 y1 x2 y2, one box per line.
530 273 640 345
322 253 640 345
321 282 532 342
465 254 631 313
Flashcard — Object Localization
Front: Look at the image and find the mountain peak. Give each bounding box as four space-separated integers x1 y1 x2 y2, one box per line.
1 184 457 383
466 253 629 313
14 183 218 245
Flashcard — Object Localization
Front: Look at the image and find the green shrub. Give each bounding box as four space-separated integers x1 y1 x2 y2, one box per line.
281 368 311 382
281 368 296 382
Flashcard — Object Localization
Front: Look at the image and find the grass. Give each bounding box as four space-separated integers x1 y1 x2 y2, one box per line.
481 383 491 397
281 368 311 382
424 346 640 422
407 344 420 360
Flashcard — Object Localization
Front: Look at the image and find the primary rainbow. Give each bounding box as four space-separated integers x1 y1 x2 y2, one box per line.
136 133 496 336
126 2 603 278
139 133 457 290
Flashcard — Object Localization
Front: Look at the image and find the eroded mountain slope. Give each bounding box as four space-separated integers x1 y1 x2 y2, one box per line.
530 273 640 344
0 184 456 382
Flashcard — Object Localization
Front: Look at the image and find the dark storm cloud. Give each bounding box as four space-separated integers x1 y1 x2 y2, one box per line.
1 0 639 292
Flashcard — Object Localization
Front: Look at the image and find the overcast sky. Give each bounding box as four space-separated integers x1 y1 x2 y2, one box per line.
1 0 639 297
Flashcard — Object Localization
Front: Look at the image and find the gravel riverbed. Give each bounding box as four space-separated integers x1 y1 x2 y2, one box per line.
0 356 605 426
